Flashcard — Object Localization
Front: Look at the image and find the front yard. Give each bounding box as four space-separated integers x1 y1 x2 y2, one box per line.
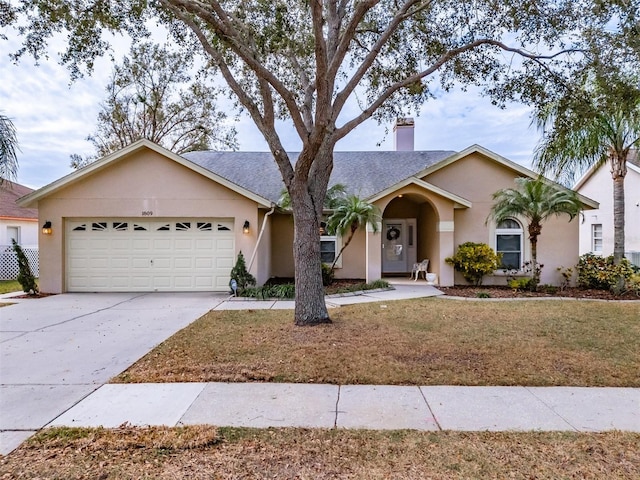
3 427 638 479
114 298 640 387
2 297 639 478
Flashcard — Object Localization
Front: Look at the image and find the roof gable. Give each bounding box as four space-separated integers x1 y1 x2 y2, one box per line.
417 144 538 179
18 140 272 208
367 176 472 208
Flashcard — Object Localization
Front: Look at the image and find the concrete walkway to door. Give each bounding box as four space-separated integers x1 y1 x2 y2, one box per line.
0 292 226 454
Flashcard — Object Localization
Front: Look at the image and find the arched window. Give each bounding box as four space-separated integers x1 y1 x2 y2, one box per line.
496 219 523 270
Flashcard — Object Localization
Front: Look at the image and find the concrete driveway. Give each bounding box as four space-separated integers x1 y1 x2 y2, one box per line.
0 292 224 454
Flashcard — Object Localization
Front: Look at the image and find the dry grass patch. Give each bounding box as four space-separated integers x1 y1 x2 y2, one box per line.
114 299 640 386
1 427 639 479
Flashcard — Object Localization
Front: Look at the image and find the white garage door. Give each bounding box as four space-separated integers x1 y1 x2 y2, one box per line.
66 219 235 292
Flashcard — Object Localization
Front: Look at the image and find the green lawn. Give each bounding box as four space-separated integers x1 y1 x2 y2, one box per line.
0 280 23 294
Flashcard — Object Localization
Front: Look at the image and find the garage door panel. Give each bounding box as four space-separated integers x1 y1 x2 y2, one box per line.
67 218 235 292
132 239 152 250
216 257 234 269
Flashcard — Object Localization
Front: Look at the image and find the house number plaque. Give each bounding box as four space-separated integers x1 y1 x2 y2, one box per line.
141 211 154 216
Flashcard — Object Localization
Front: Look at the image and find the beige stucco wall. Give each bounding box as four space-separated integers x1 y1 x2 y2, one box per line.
269 212 369 280
425 152 581 286
269 213 295 278
35 148 263 293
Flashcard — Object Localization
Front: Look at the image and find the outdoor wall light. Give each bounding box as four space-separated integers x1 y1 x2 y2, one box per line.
42 221 53 235
243 220 250 234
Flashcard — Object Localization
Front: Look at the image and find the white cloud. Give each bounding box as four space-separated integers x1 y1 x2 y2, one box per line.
2 34 543 189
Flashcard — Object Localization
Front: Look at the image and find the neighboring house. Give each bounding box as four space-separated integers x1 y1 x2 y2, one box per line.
1 180 39 279
574 151 640 266
18 120 597 293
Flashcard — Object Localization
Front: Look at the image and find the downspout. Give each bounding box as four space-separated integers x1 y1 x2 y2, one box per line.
248 204 276 272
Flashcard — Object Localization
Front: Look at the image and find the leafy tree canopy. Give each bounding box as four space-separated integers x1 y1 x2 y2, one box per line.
4 0 633 325
0 112 19 183
71 42 237 168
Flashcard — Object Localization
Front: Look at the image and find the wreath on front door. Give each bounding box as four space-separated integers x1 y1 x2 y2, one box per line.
386 227 400 241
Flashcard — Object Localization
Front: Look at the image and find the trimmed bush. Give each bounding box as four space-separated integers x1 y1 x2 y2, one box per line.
229 251 256 294
445 242 502 286
576 253 634 291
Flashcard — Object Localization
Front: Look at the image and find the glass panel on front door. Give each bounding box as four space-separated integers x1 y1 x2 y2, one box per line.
382 220 408 273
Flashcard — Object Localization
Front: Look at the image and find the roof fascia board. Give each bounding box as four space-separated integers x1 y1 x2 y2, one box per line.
367 176 472 208
18 139 272 208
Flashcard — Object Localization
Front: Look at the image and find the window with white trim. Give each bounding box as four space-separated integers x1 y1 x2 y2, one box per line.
496 219 523 270
7 226 20 244
592 224 603 253
319 222 341 267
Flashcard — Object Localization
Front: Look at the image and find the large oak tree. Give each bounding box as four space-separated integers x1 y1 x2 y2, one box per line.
4 0 628 324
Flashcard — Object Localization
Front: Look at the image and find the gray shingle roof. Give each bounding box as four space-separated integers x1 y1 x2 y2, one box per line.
183 150 456 203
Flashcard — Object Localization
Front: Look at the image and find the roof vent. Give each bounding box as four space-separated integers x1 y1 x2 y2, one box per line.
394 118 414 151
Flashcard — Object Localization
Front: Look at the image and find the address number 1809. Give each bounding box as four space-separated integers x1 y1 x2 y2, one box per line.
142 211 154 216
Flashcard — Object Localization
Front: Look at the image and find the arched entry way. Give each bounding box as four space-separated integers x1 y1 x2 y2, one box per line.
381 194 439 276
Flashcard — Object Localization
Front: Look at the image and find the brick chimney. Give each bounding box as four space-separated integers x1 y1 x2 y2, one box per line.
394 117 414 151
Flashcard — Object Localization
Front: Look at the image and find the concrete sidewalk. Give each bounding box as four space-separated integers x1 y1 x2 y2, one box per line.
49 383 640 432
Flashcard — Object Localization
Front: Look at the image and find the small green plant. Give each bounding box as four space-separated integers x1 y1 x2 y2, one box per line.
368 279 390 289
576 253 634 292
626 274 640 297
540 284 558 294
476 291 491 298
556 266 574 292
321 263 334 286
12 239 38 295
445 242 501 286
243 283 295 299
508 277 534 292
522 261 543 292
229 251 256 294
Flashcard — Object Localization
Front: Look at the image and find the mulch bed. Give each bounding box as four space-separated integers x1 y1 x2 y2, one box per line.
439 285 639 300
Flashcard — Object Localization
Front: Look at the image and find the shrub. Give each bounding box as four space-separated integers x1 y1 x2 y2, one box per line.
243 283 295 299
12 239 38 295
476 291 491 298
556 266 574 292
321 263 334 286
445 242 502 286
626 274 640 297
576 253 634 291
368 279 390 290
508 277 535 292
229 251 256 294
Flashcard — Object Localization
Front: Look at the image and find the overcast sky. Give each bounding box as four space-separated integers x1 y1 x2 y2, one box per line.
2 35 541 190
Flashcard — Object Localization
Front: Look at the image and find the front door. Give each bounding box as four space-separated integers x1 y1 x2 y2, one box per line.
382 219 416 273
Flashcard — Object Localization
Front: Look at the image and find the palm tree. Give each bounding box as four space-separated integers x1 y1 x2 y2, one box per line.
533 71 640 265
326 195 381 272
487 177 582 288
0 113 19 184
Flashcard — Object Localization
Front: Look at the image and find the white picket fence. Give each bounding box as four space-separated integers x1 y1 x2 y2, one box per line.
0 245 40 280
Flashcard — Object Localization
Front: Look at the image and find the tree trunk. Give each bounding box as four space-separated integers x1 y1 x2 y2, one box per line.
611 162 626 265
610 155 627 294
528 222 542 289
290 148 333 326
